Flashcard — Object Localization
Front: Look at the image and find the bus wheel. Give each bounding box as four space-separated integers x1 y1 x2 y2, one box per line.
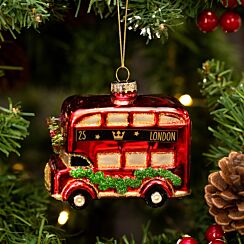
68 190 91 209
144 186 167 208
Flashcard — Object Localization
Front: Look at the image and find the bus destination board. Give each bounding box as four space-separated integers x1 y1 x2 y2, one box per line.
76 129 178 143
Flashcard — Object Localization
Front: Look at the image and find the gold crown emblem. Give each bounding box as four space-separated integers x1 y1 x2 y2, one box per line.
112 131 125 140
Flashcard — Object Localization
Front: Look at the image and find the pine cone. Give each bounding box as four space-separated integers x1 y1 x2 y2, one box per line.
205 152 244 235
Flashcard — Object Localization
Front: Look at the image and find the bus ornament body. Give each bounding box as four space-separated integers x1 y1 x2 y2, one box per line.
45 80 191 209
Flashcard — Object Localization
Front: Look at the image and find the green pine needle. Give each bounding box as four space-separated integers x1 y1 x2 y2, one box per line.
0 0 212 43
0 98 34 157
84 0 209 43
199 59 244 164
0 167 64 243
0 0 69 40
96 221 181 243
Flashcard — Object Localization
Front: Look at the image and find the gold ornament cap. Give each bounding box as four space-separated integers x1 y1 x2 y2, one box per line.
111 80 137 106
111 80 137 94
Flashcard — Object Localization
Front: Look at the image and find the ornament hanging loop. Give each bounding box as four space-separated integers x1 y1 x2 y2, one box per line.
115 0 130 82
115 66 130 82
112 0 136 106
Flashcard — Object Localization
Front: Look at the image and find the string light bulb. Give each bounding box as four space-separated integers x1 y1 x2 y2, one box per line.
58 210 69 225
179 94 193 106
12 163 24 171
35 15 42 23
159 23 165 30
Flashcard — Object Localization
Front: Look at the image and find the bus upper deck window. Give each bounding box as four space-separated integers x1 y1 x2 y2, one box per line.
106 113 129 127
158 113 184 126
133 113 155 127
76 114 101 127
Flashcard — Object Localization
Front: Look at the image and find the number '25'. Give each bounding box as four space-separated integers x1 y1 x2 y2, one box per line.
78 130 86 140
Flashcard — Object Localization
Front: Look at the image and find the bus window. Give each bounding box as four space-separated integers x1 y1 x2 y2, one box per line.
76 114 101 127
151 152 175 168
125 152 147 169
70 156 90 167
106 113 129 127
132 113 155 127
158 113 184 126
97 152 121 169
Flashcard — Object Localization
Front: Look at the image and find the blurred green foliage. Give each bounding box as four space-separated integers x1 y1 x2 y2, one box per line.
0 167 64 243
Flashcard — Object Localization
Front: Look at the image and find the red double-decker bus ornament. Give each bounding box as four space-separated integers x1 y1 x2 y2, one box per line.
44 79 191 209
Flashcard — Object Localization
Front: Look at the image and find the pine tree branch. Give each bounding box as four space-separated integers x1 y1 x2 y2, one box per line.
199 59 244 163
0 0 49 39
0 98 34 157
0 0 68 40
127 0 184 43
0 0 212 42
199 59 235 110
96 221 181 243
0 168 64 243
84 0 211 43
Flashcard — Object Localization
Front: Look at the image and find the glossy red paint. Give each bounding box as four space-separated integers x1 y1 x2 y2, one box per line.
220 11 241 33
205 224 224 242
197 10 218 33
177 236 198 244
140 178 174 198
62 179 97 201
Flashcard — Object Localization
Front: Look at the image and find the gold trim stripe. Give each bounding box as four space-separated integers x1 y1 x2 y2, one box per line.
173 190 191 197
98 191 140 198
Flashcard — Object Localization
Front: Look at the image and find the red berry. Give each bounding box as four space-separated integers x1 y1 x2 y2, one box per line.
209 239 225 244
197 10 218 32
221 0 238 8
241 0 244 6
220 11 242 32
50 130 56 137
205 224 224 242
177 236 199 244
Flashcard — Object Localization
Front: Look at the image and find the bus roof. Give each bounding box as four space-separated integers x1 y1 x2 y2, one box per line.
61 95 185 115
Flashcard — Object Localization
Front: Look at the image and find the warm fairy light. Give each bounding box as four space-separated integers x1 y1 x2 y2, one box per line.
12 107 20 114
159 23 165 30
12 163 24 171
35 15 42 23
179 94 193 106
58 210 69 225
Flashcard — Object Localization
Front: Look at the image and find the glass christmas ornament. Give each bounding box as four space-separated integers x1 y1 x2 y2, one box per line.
220 11 241 32
221 0 238 8
177 236 198 244
197 10 218 33
44 80 191 209
205 224 224 242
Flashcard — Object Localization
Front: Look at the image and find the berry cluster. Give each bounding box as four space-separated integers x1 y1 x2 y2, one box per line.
177 224 225 244
197 0 243 33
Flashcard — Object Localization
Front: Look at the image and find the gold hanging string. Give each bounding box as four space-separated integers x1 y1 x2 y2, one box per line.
116 0 130 82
